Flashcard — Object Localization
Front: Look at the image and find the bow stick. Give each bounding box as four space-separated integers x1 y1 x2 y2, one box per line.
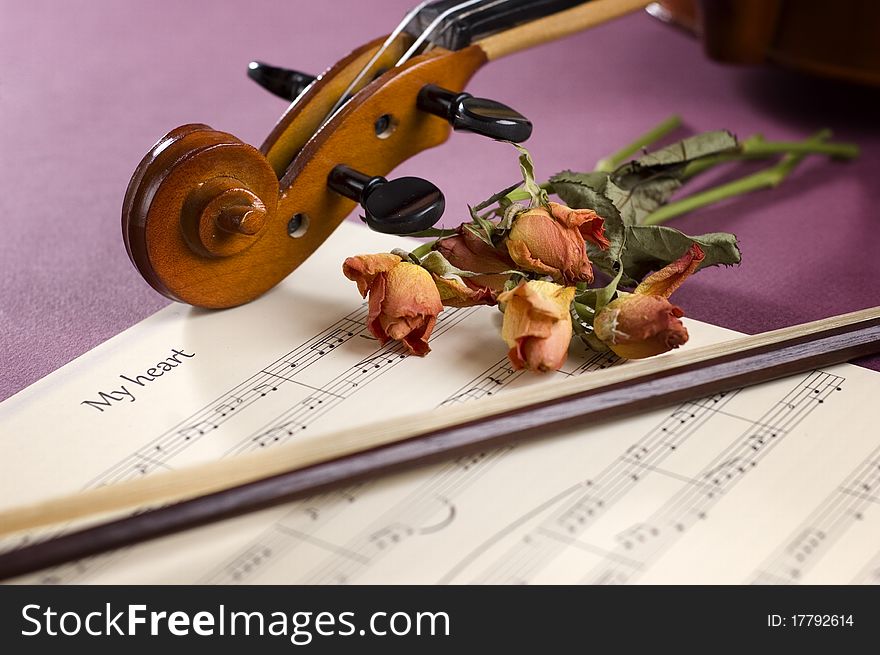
0 306 877 580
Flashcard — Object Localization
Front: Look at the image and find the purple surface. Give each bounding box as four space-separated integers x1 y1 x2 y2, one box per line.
1 0 879 402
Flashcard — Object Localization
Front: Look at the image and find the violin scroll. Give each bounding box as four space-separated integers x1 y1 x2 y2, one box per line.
122 124 288 308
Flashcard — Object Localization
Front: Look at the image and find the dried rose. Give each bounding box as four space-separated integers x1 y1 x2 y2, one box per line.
505 202 608 285
343 254 442 356
594 294 688 359
435 226 516 295
497 280 576 372
593 245 705 359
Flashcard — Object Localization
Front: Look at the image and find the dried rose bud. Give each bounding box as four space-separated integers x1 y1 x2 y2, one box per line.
505 202 607 285
435 226 516 295
593 244 705 359
343 254 442 356
594 294 689 359
497 280 576 372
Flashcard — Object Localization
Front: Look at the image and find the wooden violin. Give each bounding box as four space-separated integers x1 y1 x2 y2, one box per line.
121 0 650 309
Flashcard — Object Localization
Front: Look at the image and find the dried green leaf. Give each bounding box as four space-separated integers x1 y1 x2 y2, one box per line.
634 130 738 168
618 225 741 285
390 248 420 265
575 267 624 315
607 131 738 225
473 181 522 212
419 251 481 278
463 222 494 248
402 227 460 238
549 170 625 276
511 143 549 206
497 201 526 232
604 177 681 226
467 204 496 245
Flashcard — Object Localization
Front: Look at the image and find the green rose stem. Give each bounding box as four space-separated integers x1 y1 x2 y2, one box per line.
594 114 683 173
503 181 553 204
410 241 434 259
571 302 611 353
642 129 834 226
681 131 858 180
572 300 595 323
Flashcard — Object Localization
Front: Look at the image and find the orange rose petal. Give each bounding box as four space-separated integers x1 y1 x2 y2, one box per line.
499 281 576 372
342 253 402 297
505 230 565 281
365 273 391 345
594 294 689 359
376 262 443 357
634 244 705 298
548 202 610 250
507 209 594 284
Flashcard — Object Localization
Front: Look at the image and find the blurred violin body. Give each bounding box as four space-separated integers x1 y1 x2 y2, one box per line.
656 0 880 86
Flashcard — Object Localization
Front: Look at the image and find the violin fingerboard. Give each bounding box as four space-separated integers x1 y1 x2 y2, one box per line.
407 0 590 51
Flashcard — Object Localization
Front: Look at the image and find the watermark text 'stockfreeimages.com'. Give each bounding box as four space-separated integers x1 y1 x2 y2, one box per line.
21 603 450 645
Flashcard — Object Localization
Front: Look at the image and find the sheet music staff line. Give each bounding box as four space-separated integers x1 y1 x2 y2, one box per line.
225 307 477 456
585 370 844 584
465 389 738 583
752 442 880 584
84 305 371 488
199 348 619 584
35 305 473 584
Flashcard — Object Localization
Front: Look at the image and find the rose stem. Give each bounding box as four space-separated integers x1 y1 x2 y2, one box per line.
642 130 831 226
503 181 553 204
410 241 434 259
682 131 858 180
593 114 682 173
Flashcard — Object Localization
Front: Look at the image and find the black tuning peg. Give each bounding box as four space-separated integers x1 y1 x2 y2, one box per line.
247 61 317 101
327 165 445 235
417 84 533 143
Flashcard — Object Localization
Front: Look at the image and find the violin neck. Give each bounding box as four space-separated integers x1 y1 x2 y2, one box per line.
413 0 651 61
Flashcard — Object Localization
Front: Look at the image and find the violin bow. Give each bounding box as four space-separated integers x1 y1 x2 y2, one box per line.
0 306 878 580
122 0 650 309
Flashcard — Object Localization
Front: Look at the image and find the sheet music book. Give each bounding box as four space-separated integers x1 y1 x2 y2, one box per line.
1 221 878 584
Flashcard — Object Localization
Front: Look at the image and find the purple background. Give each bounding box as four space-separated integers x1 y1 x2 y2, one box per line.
1 0 878 402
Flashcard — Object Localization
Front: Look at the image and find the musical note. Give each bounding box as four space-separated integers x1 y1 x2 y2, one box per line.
308 329 350 355
455 451 489 471
616 523 661 550
555 494 605 533
702 458 744 485
625 444 649 460
251 422 303 448
176 421 218 441
251 383 278 397
212 396 243 416
368 523 414 550
229 546 273 581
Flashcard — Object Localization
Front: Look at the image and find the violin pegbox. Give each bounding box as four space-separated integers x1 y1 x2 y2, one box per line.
124 33 536 309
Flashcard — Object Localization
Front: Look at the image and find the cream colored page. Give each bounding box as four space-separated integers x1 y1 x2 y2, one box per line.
1 221 878 584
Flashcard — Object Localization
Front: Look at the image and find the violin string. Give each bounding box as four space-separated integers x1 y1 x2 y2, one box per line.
320 0 435 128
394 0 488 66
319 0 506 131
416 0 511 58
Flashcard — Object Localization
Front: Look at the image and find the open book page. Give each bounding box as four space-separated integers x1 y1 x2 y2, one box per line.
1 221 878 584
